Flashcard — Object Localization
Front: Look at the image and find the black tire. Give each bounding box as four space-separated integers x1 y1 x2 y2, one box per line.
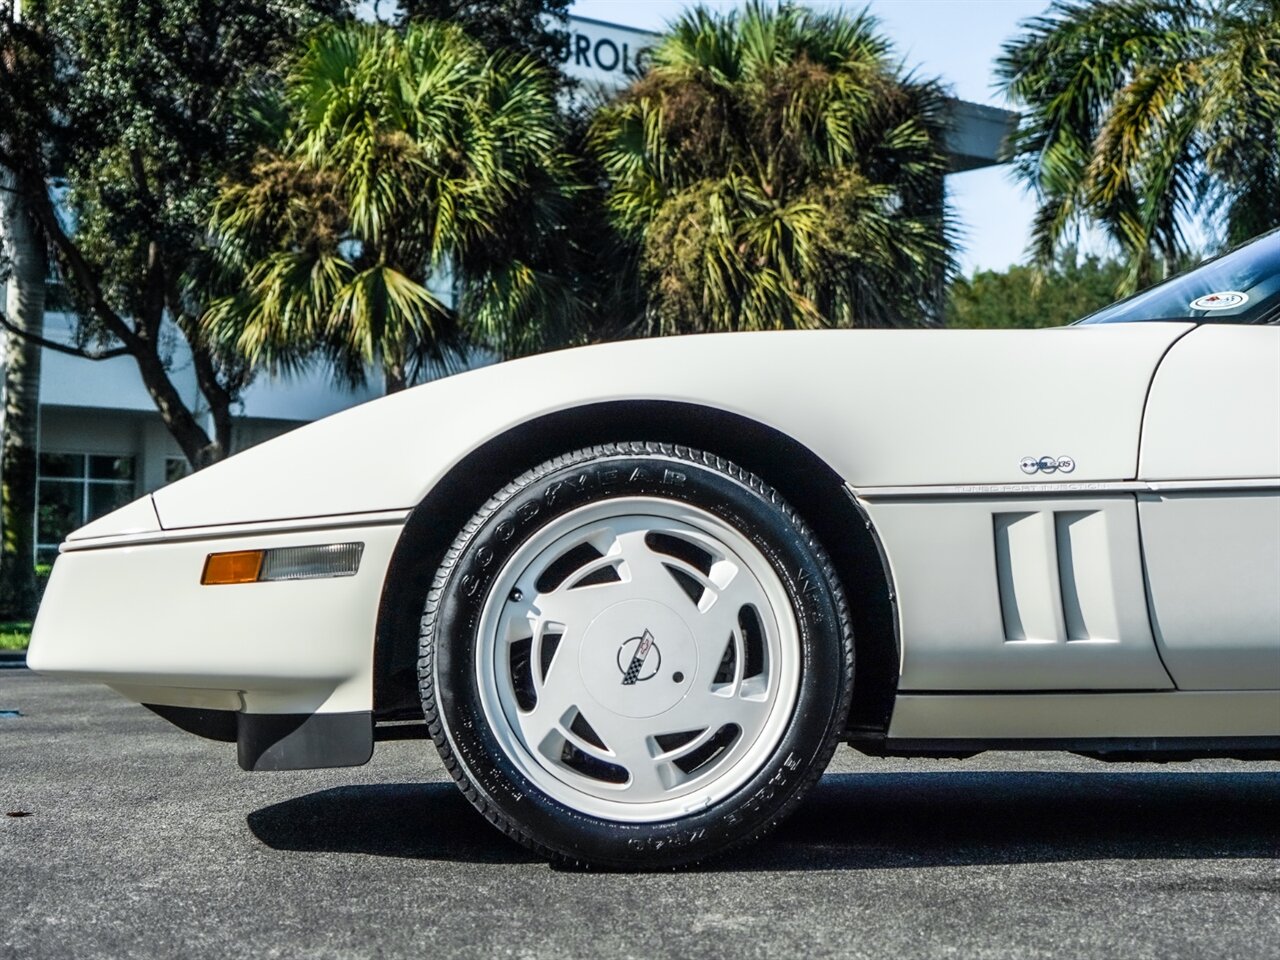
418 442 853 868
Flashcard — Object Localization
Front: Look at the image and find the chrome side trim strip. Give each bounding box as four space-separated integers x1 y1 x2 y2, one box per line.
1146 477 1280 493
853 477 1280 500
853 481 1148 500
61 509 413 553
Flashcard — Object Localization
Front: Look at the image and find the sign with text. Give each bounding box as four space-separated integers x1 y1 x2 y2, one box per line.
558 15 657 90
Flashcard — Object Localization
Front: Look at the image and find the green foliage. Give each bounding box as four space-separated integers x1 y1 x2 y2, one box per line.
206 20 583 385
0 621 32 651
0 0 349 465
947 253 1130 328
39 0 342 328
999 0 1280 294
589 2 955 336
399 0 570 77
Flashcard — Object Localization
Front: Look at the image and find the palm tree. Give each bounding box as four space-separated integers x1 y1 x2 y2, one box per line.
588 2 955 335
998 0 1280 293
206 20 582 392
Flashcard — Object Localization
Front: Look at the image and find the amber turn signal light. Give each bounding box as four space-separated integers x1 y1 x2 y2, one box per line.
200 543 364 585
201 550 265 585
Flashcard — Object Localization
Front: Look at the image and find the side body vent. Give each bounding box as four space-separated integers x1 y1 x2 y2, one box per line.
994 509 1123 645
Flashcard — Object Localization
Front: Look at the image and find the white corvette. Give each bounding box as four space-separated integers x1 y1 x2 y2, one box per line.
30 231 1280 867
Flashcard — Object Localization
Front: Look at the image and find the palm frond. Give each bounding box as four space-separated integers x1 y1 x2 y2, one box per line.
999 0 1280 288
590 1 954 332
204 18 582 385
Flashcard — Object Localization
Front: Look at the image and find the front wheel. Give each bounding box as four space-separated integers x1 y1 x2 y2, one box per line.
419 442 853 868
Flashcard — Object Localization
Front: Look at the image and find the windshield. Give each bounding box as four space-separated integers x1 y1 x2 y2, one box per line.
1078 229 1280 325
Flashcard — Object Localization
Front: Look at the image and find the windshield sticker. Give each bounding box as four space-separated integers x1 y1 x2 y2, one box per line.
1189 291 1249 311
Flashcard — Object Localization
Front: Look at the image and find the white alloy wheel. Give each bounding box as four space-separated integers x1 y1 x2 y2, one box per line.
475 498 802 822
420 442 853 868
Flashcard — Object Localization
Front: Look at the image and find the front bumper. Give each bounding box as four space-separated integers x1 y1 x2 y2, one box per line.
28 518 406 722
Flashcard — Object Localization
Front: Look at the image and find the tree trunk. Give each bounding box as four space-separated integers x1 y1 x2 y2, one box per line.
0 170 45 620
18 175 225 471
384 363 407 394
130 338 223 468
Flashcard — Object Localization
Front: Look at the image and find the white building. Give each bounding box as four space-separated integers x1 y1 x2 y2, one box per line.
4 15 1013 561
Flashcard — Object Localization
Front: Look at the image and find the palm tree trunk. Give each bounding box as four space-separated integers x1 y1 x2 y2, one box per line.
0 170 45 619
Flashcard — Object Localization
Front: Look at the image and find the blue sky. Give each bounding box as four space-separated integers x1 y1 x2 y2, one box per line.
573 0 1056 275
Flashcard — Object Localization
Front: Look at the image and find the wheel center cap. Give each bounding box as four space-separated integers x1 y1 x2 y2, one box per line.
580 599 697 719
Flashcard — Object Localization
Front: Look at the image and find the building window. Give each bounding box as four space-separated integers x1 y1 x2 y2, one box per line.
36 453 136 562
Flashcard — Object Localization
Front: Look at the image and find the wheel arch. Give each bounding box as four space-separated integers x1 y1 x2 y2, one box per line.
372 399 899 735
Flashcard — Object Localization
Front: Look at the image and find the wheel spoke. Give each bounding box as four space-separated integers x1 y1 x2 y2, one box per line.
560 716 621 765
521 573 623 630
656 684 770 740
695 559 767 641
615 528 702 614
579 707 674 796
504 524 630 630
649 723 718 761
513 640 588 756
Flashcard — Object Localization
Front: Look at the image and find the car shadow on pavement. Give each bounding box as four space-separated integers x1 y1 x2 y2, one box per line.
247 782 541 864
247 770 1280 871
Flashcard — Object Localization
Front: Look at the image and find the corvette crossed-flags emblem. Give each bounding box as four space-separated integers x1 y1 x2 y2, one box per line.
620 629 657 685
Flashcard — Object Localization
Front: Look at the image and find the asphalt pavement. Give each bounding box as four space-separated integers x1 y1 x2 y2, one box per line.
2 669 1278 960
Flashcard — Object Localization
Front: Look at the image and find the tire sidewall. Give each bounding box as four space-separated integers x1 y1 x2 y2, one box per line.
426 445 849 866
